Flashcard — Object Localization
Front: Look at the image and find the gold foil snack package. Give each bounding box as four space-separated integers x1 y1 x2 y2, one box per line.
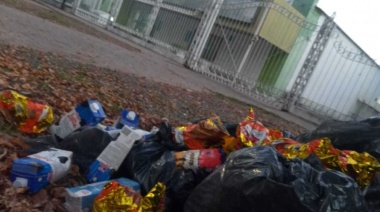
93 181 140 212
236 120 270 147
267 129 284 142
310 139 380 187
0 90 53 133
138 182 166 212
222 108 270 154
244 107 255 121
344 150 380 188
174 116 229 149
94 181 166 212
269 137 380 187
222 135 244 155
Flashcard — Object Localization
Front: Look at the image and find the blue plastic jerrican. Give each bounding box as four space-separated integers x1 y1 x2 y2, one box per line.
10 158 52 193
115 109 140 129
75 100 106 126
10 148 73 193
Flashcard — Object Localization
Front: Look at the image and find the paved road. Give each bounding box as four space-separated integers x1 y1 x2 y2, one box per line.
0 3 317 130
0 3 216 91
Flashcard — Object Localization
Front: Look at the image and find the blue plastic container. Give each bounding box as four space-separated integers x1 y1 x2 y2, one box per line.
10 148 72 193
115 109 140 129
75 100 106 126
10 158 52 193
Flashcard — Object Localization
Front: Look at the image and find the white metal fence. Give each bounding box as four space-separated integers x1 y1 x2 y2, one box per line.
42 0 380 122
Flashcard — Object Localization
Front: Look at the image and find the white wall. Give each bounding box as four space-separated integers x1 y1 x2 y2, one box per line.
300 26 380 119
286 15 326 92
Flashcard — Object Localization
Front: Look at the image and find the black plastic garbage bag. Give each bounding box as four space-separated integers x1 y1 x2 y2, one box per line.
20 135 59 155
149 121 187 151
361 114 380 127
185 146 367 212
365 172 380 211
296 120 380 157
115 140 209 212
57 127 113 174
302 154 325 171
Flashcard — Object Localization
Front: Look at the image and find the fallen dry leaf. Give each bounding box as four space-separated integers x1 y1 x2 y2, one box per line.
0 79 9 88
50 187 66 199
30 190 49 208
15 187 28 194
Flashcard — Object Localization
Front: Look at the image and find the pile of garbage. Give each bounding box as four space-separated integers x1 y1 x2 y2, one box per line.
0 89 380 211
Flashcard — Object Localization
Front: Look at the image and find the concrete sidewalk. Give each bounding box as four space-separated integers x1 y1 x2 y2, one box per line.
0 1 318 130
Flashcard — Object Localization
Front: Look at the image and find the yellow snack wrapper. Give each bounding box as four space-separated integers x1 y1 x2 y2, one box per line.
94 181 166 212
138 182 166 212
0 90 54 133
222 135 243 155
344 150 380 188
174 116 229 149
244 107 255 121
269 138 380 187
236 120 270 147
93 181 141 212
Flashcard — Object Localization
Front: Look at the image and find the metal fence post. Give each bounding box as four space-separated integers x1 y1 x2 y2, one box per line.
185 0 224 69
72 0 81 13
282 14 335 111
106 0 121 28
231 6 269 86
112 0 123 23
143 0 163 40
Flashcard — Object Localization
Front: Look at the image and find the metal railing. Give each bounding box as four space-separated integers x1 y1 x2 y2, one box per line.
41 0 380 123
75 8 110 27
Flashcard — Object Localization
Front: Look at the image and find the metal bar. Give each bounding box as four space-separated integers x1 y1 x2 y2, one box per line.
218 16 238 73
186 0 224 68
136 0 199 16
72 0 81 13
144 0 162 38
232 6 269 85
283 14 335 111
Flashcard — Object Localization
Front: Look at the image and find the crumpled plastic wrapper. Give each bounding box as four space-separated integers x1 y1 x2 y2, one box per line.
138 182 166 212
0 90 54 133
344 150 380 188
244 107 255 121
236 119 270 147
267 129 284 141
94 181 166 212
174 149 225 172
268 137 380 187
174 116 229 149
221 135 241 155
223 108 274 154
